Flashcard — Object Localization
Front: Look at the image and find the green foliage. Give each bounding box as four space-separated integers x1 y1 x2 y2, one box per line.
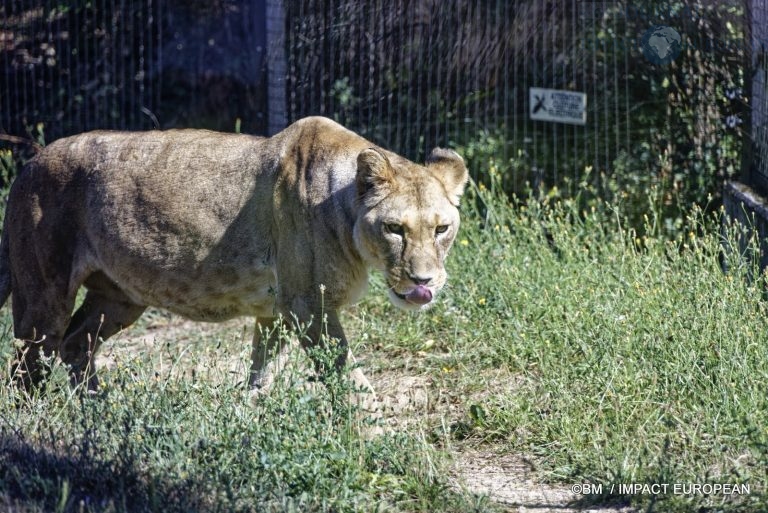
452 129 532 197
0 150 16 225
0 150 14 187
330 78 361 123
0 178 766 511
449 0 744 240
0 317 479 513
309 182 767 512
3 0 747 236
629 0 743 220
417 186 767 512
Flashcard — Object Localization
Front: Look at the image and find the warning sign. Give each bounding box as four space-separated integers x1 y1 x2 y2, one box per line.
529 88 587 125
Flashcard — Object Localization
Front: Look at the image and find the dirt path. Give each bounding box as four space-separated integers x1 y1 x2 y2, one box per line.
370 368 634 513
96 316 634 513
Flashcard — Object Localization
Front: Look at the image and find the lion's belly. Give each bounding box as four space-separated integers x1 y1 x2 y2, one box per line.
92 256 278 322
153 274 278 322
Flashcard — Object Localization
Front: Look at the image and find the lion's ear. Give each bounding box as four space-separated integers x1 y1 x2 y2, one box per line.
426 148 468 205
357 148 395 198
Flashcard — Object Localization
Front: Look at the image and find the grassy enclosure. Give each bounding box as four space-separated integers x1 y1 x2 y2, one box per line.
0 182 766 512
1 0 765 511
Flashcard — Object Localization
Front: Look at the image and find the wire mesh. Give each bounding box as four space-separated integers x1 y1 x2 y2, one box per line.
0 0 271 143
0 0 163 141
285 1 746 197
749 0 768 192
0 0 748 199
283 0 648 191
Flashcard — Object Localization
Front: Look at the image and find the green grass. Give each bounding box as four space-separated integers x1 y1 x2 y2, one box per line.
0 328 482 513
366 185 767 512
1 183 767 512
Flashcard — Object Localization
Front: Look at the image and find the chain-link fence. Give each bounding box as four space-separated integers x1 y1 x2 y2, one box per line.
1 1 162 141
1 0 748 206
284 0 637 191
0 0 268 145
283 0 745 199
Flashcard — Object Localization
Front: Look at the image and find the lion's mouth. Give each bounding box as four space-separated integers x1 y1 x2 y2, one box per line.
394 285 433 305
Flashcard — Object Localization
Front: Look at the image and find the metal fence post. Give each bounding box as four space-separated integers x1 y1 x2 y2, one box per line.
748 0 768 189
722 0 768 276
266 0 287 135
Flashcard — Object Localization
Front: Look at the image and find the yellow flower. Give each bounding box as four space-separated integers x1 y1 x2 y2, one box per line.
478 297 486 305
460 239 469 246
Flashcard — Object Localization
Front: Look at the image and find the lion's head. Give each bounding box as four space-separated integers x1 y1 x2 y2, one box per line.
353 147 469 311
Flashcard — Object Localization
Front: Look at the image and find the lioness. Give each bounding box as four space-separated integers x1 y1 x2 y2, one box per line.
0 116 468 396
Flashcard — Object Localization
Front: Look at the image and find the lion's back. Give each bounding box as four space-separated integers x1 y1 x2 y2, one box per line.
5 129 280 320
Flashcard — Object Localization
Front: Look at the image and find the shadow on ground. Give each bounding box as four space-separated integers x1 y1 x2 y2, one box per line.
0 429 212 513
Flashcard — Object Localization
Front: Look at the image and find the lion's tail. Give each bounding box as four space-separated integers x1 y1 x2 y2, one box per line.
0 225 10 309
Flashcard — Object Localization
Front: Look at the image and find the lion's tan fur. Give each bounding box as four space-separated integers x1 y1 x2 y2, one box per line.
0 116 468 392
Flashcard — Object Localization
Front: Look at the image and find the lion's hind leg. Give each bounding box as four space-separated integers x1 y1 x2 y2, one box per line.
9 280 76 392
60 272 146 391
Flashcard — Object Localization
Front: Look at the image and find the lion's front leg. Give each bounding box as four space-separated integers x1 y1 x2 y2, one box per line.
346 351 380 416
300 309 349 378
298 309 381 417
249 316 291 391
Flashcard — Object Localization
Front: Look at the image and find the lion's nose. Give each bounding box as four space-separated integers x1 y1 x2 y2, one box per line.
407 273 432 286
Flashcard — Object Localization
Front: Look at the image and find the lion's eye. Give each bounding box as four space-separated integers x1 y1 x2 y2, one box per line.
435 225 449 235
385 223 404 236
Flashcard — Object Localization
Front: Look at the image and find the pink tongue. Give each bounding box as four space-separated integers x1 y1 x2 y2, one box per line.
405 285 433 305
